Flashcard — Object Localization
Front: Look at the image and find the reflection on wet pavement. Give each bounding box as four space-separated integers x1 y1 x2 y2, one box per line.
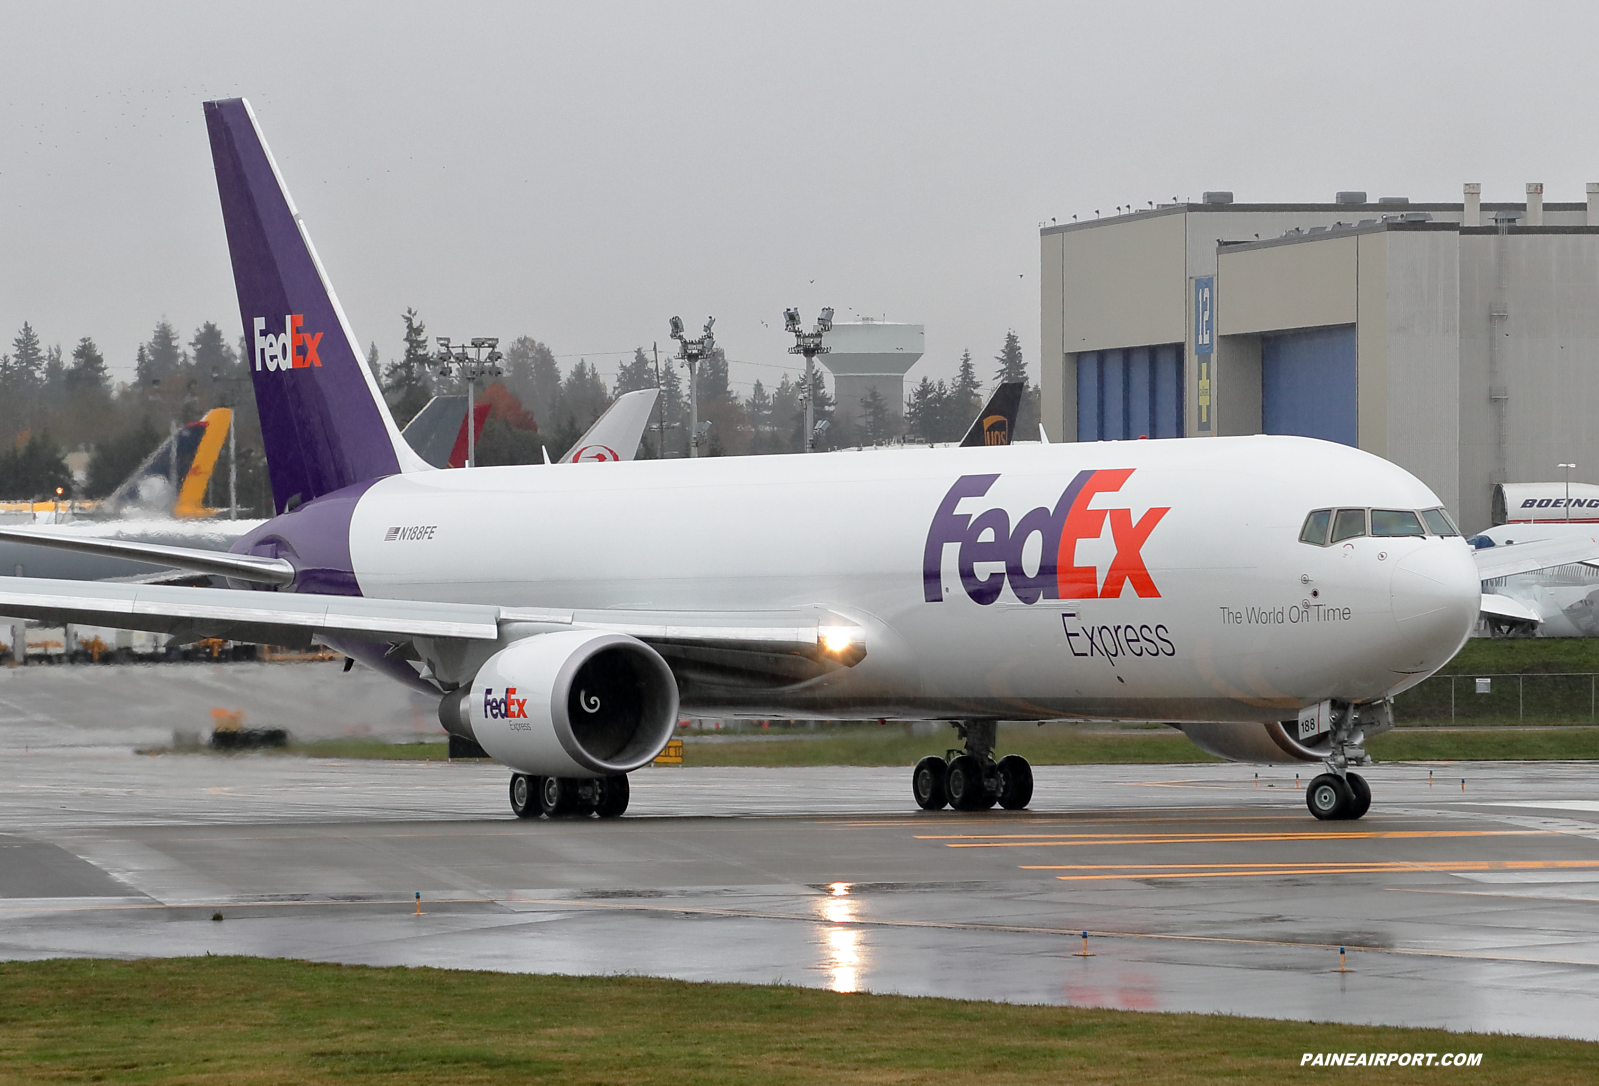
2 750 1598 1040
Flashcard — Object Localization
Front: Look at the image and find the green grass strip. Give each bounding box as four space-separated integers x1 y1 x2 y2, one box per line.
0 958 1590 1085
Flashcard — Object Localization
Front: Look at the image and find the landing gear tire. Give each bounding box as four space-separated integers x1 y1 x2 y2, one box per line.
1306 773 1354 821
912 756 949 810
1345 772 1371 820
946 754 993 811
594 775 630 818
509 773 538 819
539 775 580 817
996 755 1033 810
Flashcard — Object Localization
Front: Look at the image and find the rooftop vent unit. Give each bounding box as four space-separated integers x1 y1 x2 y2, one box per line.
1335 191 1367 205
1401 211 1433 223
1377 196 1409 206
1202 191 1234 205
1489 209 1522 225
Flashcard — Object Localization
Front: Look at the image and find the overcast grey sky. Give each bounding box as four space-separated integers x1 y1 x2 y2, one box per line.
3 1 1594 401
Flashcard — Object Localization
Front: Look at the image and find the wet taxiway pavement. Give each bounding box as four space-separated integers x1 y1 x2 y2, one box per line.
2 747 1597 1040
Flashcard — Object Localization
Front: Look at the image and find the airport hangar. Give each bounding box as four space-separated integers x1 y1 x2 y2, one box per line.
1039 185 1599 534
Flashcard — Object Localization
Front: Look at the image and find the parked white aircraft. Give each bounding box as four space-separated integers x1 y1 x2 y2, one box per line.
1470 523 1599 636
0 99 1482 822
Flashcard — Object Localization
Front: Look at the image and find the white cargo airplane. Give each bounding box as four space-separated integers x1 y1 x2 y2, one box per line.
0 99 1481 822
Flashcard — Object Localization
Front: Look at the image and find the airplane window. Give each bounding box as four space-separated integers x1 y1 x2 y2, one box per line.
1371 509 1425 537
1330 508 1367 542
1299 509 1332 545
1421 507 1460 537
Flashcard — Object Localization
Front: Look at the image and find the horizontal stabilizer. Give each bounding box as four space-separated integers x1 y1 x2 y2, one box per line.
0 527 294 585
1479 592 1542 626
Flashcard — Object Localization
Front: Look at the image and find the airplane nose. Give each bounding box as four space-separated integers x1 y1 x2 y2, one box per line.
1389 541 1479 672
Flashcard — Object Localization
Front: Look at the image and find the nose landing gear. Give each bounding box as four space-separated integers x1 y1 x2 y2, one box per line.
910 722 1033 812
1304 701 1380 820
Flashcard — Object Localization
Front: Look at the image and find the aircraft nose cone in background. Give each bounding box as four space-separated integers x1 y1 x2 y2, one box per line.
1389 541 1480 674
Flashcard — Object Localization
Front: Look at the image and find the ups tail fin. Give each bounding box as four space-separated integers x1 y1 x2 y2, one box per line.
960 381 1026 448
203 98 425 514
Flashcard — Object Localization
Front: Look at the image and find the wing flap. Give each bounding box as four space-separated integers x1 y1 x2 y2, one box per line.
1479 592 1542 625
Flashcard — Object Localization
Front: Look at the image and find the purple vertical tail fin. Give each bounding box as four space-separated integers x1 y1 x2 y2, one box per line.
203 98 424 514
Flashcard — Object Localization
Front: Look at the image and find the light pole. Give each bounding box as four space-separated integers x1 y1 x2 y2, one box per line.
435 337 503 468
785 307 833 452
1560 463 1577 522
669 316 715 458
210 366 247 519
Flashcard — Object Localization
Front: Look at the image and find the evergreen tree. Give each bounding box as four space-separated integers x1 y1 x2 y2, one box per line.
138 319 186 386
656 357 686 456
366 342 381 386
503 335 560 432
699 347 731 405
190 321 235 375
746 379 773 449
615 348 655 395
994 330 1027 386
65 337 109 395
559 360 609 436
0 432 73 499
8 322 45 386
952 349 982 417
860 386 891 445
42 344 66 393
382 308 434 426
83 419 164 498
906 376 950 443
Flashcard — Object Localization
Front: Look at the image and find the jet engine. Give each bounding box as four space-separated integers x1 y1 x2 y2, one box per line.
1178 702 1394 765
439 630 679 777
1177 722 1331 764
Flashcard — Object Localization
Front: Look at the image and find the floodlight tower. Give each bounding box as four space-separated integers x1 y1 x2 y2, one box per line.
670 316 715 458
435 337 503 468
785 307 833 452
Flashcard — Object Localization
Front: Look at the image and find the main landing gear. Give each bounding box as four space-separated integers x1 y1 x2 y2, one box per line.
1304 701 1378 821
509 773 630 819
911 721 1033 812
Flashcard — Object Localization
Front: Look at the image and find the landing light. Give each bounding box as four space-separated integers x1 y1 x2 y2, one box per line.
820 627 855 654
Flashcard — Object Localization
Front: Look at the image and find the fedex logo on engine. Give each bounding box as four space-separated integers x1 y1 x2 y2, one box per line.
923 470 1170 606
483 687 528 720
253 315 323 372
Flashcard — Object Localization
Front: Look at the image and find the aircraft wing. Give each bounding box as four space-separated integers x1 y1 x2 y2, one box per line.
0 576 865 674
0 576 500 648
560 388 660 463
1473 535 1599 580
1479 592 1542 626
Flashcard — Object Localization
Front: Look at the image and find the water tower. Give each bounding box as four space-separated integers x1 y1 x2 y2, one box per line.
817 319 924 426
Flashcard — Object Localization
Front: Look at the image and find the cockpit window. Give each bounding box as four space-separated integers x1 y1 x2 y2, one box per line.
1421 507 1460 537
1371 509 1425 537
1299 509 1332 545
1330 508 1367 542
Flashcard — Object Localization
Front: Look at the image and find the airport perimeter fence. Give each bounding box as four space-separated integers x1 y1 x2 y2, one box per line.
1394 673 1599 726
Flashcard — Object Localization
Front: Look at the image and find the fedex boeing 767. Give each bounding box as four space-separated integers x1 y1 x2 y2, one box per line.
0 99 1481 822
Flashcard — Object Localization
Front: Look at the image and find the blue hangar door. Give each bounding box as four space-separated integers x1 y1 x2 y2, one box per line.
1077 344 1184 441
1260 325 1357 446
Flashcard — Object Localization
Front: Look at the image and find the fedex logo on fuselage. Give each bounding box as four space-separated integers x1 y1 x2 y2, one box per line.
923 470 1170 606
483 687 528 720
253 315 323 372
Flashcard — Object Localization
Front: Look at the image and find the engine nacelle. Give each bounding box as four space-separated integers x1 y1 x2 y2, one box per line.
1178 702 1394 765
441 630 679 777
1178 721 1329 764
